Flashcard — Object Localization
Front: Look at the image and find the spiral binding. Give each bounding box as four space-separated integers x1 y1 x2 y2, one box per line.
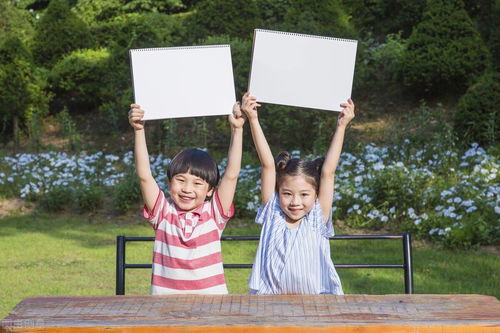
130 45 230 52
254 29 357 44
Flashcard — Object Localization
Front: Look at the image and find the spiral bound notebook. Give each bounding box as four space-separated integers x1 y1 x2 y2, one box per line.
130 45 236 120
248 29 358 112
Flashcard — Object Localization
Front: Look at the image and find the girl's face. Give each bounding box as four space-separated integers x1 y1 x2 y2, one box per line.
278 175 318 224
169 172 213 212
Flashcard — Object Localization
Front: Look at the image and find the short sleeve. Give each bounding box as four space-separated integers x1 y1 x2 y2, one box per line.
142 189 169 230
255 192 280 225
309 201 335 238
211 190 235 230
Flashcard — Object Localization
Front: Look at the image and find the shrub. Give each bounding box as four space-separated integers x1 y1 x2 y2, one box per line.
75 185 105 213
112 170 142 214
342 0 426 40
32 0 94 67
0 36 34 147
184 0 261 43
39 186 74 212
283 0 355 38
401 0 489 96
454 71 499 147
49 48 111 111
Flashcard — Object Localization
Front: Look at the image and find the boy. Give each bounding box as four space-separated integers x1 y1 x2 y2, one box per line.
128 103 245 294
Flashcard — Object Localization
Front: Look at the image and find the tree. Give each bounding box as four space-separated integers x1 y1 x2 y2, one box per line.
283 0 355 38
184 0 261 43
0 37 34 148
32 0 94 67
401 0 489 96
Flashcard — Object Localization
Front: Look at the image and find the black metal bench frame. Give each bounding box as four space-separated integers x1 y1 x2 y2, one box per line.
116 234 413 295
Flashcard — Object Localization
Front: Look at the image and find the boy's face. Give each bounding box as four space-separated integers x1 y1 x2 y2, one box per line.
278 175 317 224
169 172 213 212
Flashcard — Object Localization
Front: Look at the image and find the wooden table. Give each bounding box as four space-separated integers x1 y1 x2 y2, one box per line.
1 294 499 332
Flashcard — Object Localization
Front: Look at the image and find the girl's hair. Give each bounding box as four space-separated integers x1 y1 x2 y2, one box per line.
275 151 325 193
167 149 220 190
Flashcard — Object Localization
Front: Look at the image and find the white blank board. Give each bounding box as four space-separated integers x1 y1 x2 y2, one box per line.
248 29 358 112
130 45 236 120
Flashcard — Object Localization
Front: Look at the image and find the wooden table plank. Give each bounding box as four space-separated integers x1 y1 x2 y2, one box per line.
1 295 499 332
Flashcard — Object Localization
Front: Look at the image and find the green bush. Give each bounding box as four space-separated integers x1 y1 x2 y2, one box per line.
39 186 74 212
75 186 105 213
401 0 489 96
283 0 355 38
112 171 142 214
0 1 35 45
184 0 260 43
32 0 94 67
342 0 426 40
0 36 34 146
49 48 111 111
455 71 499 147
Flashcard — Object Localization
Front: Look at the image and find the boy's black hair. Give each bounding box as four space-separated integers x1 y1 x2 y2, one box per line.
275 151 325 194
167 149 220 190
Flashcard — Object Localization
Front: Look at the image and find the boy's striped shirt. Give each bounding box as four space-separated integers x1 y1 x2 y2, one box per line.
143 189 233 295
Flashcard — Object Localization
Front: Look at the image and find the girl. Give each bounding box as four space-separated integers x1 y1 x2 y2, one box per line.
241 92 355 294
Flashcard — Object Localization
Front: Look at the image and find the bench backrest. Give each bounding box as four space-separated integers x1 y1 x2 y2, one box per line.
116 234 413 295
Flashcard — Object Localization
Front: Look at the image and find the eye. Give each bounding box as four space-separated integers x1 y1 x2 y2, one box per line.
195 182 204 186
301 193 310 197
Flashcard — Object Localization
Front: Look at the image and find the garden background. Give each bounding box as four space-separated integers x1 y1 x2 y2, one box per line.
0 0 498 319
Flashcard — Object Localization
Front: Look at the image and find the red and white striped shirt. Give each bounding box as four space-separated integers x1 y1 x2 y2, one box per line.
143 189 234 295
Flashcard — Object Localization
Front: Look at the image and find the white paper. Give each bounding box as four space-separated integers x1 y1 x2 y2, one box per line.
130 45 236 120
249 29 358 112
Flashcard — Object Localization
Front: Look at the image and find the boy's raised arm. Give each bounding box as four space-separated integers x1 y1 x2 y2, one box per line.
241 93 275 206
217 103 245 216
318 99 355 220
129 104 160 212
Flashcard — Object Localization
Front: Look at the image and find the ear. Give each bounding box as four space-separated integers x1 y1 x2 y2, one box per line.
206 187 214 198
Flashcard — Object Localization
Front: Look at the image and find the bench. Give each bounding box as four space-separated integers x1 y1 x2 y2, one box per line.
116 234 413 295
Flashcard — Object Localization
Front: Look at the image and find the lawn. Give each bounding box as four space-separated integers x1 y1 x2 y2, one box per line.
0 213 498 319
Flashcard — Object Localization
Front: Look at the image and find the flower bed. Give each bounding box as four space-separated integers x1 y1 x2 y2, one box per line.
0 141 498 248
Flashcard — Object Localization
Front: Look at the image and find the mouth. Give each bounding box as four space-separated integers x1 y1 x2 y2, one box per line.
288 208 303 214
178 195 195 203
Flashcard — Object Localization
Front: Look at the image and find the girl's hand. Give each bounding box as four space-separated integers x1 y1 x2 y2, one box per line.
241 92 261 120
337 98 355 128
228 102 246 129
129 104 145 131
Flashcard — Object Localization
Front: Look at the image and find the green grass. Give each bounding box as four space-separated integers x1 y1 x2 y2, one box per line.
0 214 498 319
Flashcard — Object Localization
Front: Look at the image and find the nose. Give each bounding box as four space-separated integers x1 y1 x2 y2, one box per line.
181 182 193 193
290 195 300 206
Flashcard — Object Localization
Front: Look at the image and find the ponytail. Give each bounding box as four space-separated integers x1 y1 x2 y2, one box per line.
275 151 291 171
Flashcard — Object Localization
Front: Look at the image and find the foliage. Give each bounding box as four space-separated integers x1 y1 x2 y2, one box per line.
112 169 142 214
255 0 292 30
57 108 82 151
49 48 111 111
342 0 426 40
0 1 35 45
401 0 489 96
455 71 499 147
75 185 104 213
32 0 94 67
184 0 261 43
354 33 406 99
283 0 355 38
0 37 34 146
38 185 74 212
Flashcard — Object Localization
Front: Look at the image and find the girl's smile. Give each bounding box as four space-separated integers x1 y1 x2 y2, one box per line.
278 175 318 225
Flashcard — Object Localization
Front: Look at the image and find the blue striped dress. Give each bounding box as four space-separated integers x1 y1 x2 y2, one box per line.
248 192 343 295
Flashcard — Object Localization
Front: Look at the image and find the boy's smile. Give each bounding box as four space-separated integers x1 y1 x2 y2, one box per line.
169 172 213 212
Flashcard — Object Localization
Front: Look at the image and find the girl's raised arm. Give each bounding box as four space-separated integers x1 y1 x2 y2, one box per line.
318 99 355 220
241 93 275 206
129 104 160 212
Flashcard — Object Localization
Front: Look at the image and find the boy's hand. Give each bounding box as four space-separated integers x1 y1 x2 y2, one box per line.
228 102 246 129
241 92 261 120
337 98 355 128
129 104 145 131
